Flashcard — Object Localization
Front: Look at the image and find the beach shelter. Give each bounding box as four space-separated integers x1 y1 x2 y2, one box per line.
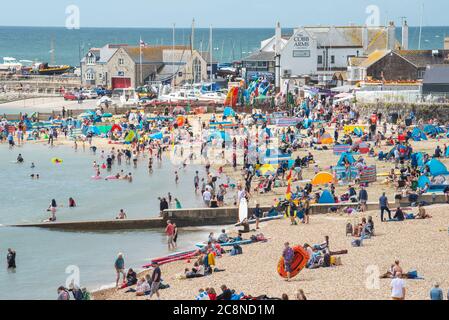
223 107 236 117
318 132 333 144
411 152 424 167
417 175 431 189
258 164 276 176
124 130 136 143
318 189 335 204
353 127 363 137
411 127 427 141
149 132 163 140
337 152 356 166
111 124 122 132
426 159 449 176
312 172 334 186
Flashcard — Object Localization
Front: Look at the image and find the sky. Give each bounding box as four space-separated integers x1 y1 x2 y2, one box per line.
1 0 448 28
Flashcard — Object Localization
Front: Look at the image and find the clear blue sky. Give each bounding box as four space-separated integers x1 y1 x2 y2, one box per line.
1 0 447 28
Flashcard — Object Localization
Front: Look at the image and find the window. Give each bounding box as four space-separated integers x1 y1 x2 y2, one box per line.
318 55 323 64
331 55 335 64
257 61 267 67
118 58 124 65
418 69 426 79
98 73 103 79
86 52 95 65
85 72 94 81
118 71 124 76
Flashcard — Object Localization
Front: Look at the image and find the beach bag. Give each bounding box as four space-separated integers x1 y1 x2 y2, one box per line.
407 270 418 279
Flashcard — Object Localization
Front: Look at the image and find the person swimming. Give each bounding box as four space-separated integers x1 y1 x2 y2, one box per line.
31 162 35 169
17 154 24 163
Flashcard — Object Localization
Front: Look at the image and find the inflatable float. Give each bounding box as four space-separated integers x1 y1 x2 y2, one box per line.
91 175 102 180
277 246 310 279
51 158 63 164
195 239 253 248
105 175 118 180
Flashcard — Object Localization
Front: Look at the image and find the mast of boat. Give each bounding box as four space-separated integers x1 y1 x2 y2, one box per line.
209 24 213 81
50 38 55 66
418 3 424 50
172 23 176 86
220 39 225 63
191 18 195 52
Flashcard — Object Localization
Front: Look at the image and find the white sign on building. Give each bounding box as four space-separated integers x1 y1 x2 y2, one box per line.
280 28 317 77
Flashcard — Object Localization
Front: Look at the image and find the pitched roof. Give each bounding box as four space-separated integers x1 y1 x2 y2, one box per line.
423 65 449 84
358 50 390 68
395 50 449 68
242 51 276 62
124 45 190 64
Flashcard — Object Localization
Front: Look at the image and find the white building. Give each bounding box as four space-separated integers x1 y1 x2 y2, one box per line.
248 22 403 88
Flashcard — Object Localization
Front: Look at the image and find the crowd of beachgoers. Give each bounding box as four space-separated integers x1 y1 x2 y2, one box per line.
2 90 449 300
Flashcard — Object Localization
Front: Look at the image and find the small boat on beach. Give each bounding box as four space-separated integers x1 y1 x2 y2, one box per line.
0 57 22 71
35 63 72 75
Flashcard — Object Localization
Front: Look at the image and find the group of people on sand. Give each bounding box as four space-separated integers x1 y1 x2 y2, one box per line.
114 253 165 300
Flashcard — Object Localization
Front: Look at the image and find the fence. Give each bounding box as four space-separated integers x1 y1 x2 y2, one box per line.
356 90 449 104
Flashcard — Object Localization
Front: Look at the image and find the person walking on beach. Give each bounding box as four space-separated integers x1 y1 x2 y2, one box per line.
390 272 406 300
7 248 16 269
379 192 391 222
148 262 161 300
358 186 368 212
114 253 126 288
165 220 175 250
430 282 444 300
282 242 294 282
194 171 200 193
172 223 178 248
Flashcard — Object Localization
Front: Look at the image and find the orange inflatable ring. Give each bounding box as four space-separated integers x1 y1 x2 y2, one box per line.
277 246 310 279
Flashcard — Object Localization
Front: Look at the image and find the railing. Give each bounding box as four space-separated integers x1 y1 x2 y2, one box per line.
355 90 449 104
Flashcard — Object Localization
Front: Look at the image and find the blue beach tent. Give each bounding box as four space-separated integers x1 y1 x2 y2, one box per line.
337 152 356 166
411 127 427 141
318 190 335 204
417 175 431 189
426 159 449 176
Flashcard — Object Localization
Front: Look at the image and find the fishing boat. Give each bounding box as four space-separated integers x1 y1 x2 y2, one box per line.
0 57 22 71
35 63 72 75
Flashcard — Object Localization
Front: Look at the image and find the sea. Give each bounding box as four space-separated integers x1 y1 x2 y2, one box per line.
0 143 225 299
0 25 448 300
0 26 448 66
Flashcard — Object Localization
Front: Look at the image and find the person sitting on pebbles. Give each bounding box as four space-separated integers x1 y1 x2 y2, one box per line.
414 203 432 219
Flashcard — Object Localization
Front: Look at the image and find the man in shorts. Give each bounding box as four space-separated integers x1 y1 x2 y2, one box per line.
165 220 175 250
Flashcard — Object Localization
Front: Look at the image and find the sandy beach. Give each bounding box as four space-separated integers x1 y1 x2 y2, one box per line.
92 203 449 300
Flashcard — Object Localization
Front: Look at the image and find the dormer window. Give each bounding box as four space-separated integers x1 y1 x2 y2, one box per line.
86 52 96 65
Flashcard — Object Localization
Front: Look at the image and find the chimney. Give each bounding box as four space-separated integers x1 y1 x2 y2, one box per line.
275 22 282 55
402 20 409 50
445 37 449 50
362 26 369 52
387 21 396 50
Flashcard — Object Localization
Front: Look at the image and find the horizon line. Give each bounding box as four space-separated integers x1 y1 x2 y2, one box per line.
1 24 448 29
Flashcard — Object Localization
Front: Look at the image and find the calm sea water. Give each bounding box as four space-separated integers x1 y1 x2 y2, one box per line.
0 26 448 66
0 143 224 299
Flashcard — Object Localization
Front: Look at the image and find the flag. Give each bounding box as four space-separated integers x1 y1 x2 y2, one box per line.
285 169 293 200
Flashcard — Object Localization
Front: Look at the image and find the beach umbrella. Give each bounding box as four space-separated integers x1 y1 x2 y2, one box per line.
311 172 334 186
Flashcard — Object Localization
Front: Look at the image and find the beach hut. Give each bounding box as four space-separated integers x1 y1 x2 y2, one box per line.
318 132 333 145
318 190 335 204
426 159 449 176
312 172 334 186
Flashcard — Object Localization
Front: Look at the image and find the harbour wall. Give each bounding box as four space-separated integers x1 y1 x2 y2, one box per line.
357 103 449 122
9 202 394 232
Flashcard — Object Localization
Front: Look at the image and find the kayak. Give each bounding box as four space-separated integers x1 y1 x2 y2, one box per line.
195 239 253 248
142 249 197 268
235 214 283 227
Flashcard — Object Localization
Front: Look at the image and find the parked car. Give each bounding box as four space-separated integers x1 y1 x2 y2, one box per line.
96 87 113 96
64 92 85 101
81 89 98 99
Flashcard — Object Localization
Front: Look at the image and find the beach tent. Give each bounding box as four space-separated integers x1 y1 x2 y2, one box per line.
426 159 449 176
446 148 449 158
411 152 424 167
312 172 334 186
411 127 427 141
424 124 446 136
124 130 136 143
417 175 431 189
318 132 334 145
258 164 276 176
318 189 335 204
337 152 356 167
96 125 112 134
111 124 122 132
353 127 363 137
223 107 236 117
